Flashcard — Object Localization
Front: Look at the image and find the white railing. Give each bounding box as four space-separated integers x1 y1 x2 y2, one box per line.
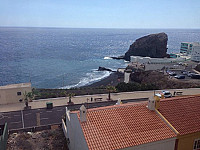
62 119 68 139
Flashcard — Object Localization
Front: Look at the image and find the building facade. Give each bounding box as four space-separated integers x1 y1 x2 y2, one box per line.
0 83 32 105
191 43 200 62
180 42 193 54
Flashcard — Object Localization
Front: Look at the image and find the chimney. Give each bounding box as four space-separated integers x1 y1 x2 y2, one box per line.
154 95 160 110
147 96 160 110
116 98 121 105
147 96 155 110
80 105 87 122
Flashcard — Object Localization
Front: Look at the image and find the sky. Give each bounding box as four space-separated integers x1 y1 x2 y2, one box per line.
0 0 200 28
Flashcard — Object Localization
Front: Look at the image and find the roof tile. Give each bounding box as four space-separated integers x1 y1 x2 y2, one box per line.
159 95 200 135
77 103 176 150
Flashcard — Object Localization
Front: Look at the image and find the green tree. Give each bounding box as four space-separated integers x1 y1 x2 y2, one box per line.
106 86 116 100
68 93 75 103
27 92 34 102
23 91 29 107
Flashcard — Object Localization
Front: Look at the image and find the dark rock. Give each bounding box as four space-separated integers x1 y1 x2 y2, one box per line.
111 56 124 60
124 32 168 61
98 67 113 72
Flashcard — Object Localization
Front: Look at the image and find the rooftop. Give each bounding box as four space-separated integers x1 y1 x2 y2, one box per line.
159 95 200 135
0 83 31 90
76 102 176 150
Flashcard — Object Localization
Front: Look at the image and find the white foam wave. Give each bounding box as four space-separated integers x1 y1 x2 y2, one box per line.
104 56 112 60
60 71 111 89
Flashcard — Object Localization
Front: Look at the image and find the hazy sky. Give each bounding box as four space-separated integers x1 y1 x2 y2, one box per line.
0 0 199 28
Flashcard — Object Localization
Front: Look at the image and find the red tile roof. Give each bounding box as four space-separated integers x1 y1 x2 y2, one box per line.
77 103 176 150
159 95 200 135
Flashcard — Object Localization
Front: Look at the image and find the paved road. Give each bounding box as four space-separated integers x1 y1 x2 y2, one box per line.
0 98 147 130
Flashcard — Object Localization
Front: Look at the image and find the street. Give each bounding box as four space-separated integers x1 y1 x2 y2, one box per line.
0 98 147 130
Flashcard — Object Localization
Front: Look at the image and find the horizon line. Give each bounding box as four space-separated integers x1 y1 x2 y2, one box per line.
0 26 200 30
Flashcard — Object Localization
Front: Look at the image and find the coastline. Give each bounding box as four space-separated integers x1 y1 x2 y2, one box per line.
83 72 124 88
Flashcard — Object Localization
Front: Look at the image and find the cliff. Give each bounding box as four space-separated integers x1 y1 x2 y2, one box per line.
124 32 168 61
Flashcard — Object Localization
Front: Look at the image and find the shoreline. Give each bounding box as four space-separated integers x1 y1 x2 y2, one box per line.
83 72 124 88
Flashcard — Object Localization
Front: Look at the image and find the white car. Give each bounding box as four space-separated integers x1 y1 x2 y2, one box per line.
162 91 172 98
155 91 172 98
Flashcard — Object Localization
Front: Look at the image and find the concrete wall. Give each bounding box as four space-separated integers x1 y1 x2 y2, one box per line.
177 132 200 150
123 137 176 150
144 63 185 71
65 110 89 150
0 83 31 104
130 56 186 64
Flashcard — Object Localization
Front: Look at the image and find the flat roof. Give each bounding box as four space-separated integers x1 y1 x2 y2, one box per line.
0 83 31 90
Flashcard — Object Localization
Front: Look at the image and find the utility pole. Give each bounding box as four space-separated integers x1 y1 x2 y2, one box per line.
29 73 31 83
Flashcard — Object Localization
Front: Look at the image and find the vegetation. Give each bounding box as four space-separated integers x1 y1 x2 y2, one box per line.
106 85 116 100
116 82 158 92
23 91 29 107
68 93 75 104
32 88 108 100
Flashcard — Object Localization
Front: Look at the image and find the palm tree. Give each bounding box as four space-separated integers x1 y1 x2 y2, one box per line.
23 91 29 107
106 86 116 100
23 91 34 108
68 93 75 104
27 92 34 102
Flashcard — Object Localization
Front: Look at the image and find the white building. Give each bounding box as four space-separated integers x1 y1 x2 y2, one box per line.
180 42 193 54
130 56 186 71
62 101 177 150
191 43 200 62
124 69 132 83
130 56 186 64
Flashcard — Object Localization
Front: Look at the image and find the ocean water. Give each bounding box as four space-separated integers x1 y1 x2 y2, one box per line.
0 27 200 89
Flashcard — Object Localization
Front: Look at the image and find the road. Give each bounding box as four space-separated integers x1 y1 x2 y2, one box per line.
0 98 147 130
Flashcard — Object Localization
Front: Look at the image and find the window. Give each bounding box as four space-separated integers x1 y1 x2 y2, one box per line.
193 138 200 150
17 92 21 96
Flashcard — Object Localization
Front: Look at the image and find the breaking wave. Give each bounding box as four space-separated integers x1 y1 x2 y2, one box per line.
60 70 111 89
104 56 112 60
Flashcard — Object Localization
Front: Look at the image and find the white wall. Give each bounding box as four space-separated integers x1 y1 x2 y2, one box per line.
130 56 186 64
123 137 176 150
191 44 200 62
65 111 89 150
124 72 131 83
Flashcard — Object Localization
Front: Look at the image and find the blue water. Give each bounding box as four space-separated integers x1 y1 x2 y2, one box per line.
0 27 200 88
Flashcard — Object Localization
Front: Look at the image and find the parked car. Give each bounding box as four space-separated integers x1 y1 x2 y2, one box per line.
162 91 172 98
155 91 172 98
181 70 188 75
187 72 196 77
169 72 177 76
175 75 185 79
181 70 186 73
191 74 200 79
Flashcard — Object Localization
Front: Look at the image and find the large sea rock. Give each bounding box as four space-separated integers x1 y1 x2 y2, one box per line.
124 32 168 61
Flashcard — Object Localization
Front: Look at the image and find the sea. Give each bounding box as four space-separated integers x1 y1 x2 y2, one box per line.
0 27 200 89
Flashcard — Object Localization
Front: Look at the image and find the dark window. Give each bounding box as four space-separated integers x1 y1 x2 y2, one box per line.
17 92 21 96
194 141 197 149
